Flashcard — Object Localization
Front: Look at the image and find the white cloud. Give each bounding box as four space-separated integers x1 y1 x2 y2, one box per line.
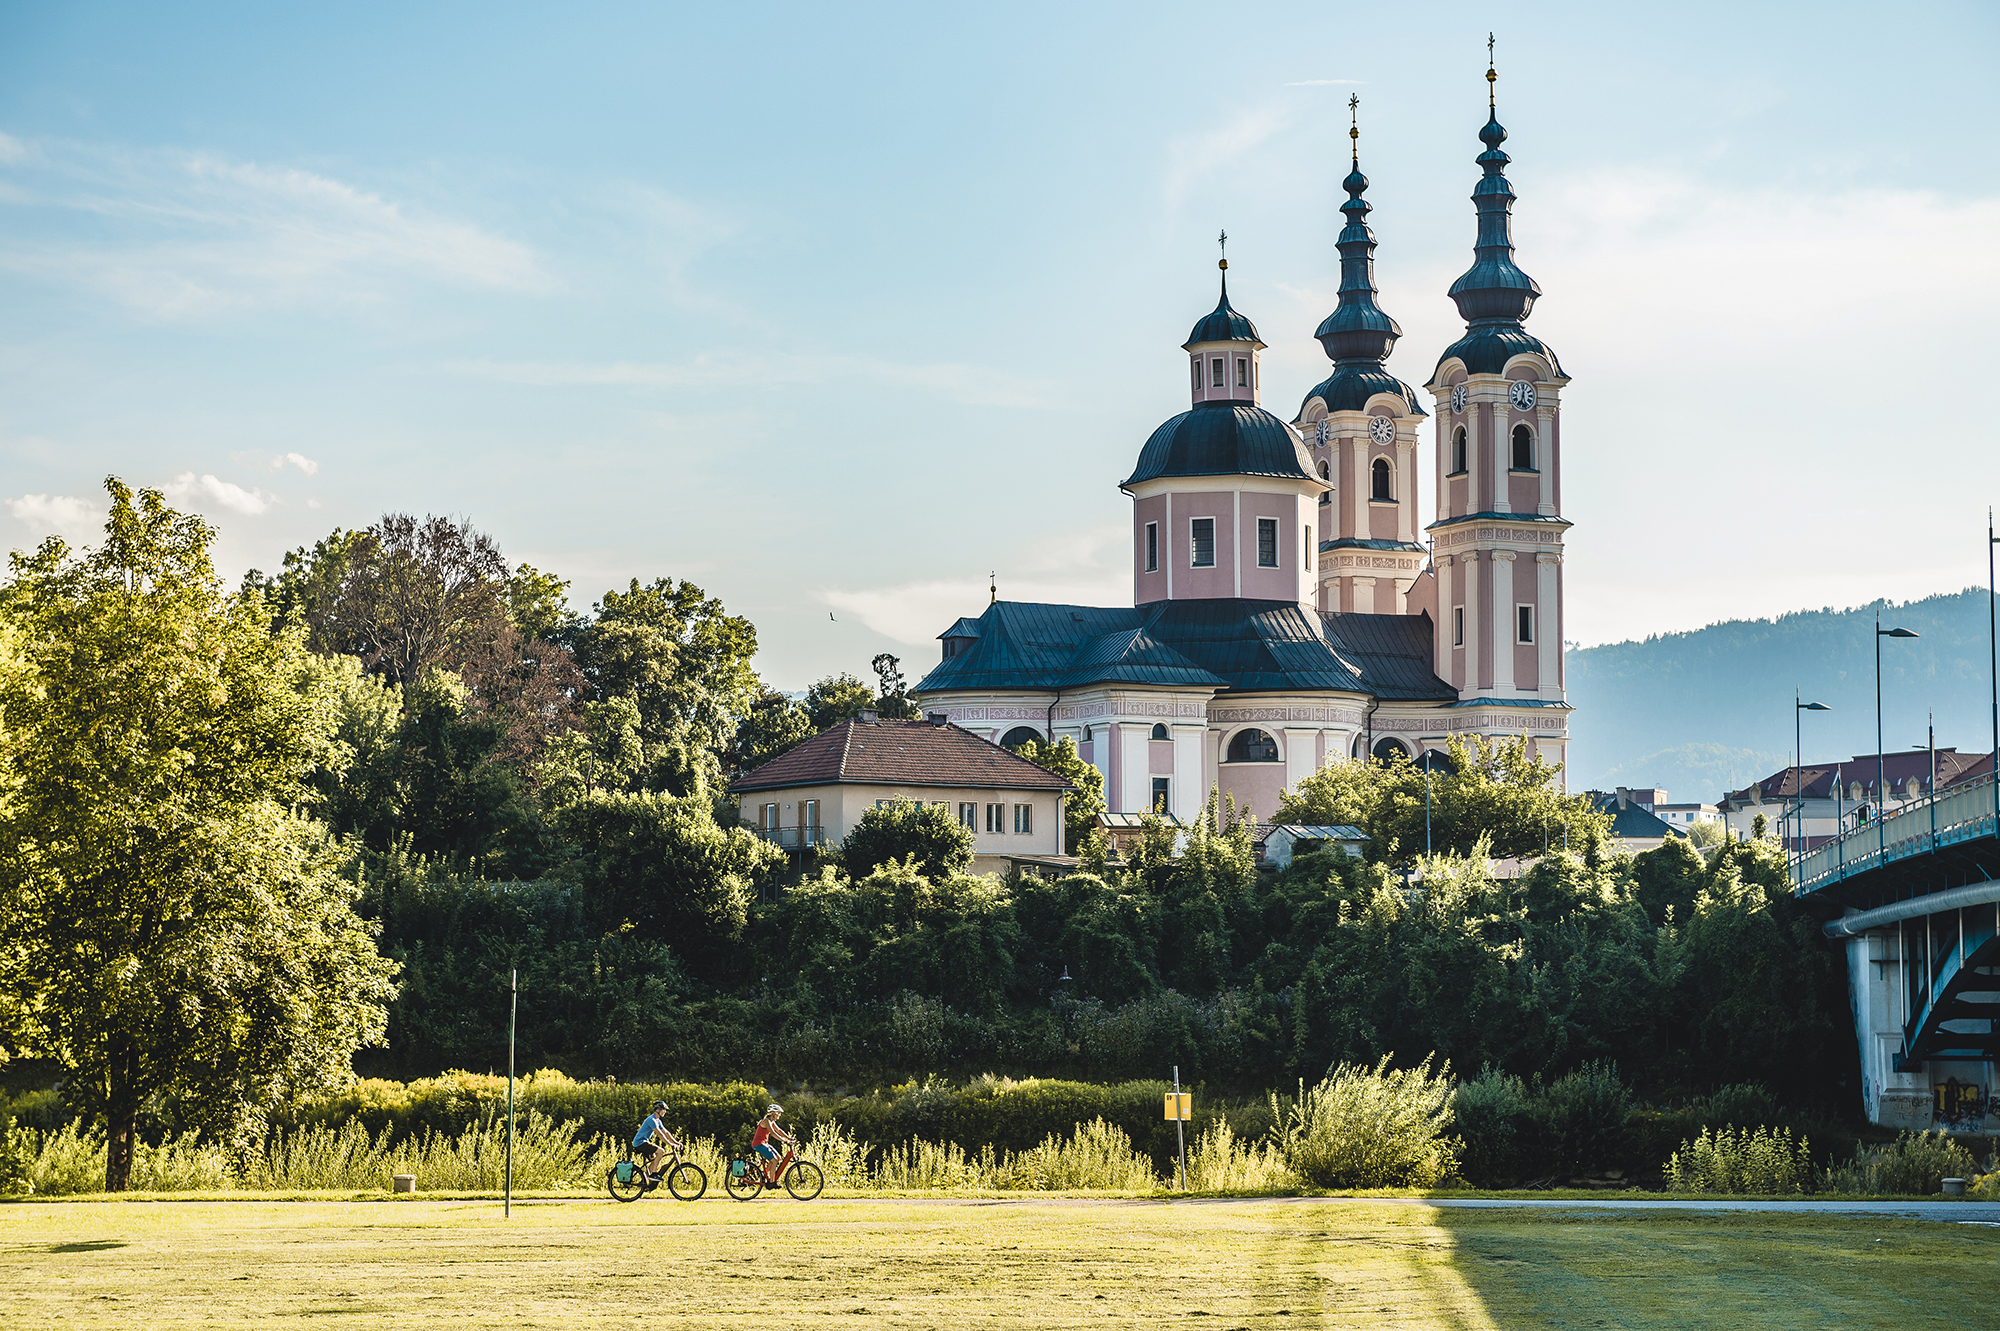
164 472 273 515
5 492 102 543
1166 105 1293 206
444 351 1055 411
0 138 547 320
283 451 319 476
0 132 25 164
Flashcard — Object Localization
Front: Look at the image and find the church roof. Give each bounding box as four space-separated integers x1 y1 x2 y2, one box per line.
913 598 1456 702
1298 365 1428 418
1122 401 1317 488
1184 272 1263 347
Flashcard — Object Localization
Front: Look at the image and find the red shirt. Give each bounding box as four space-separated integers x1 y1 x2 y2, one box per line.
752 1123 772 1148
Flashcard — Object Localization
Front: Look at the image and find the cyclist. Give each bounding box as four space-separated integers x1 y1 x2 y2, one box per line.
750 1103 795 1184
632 1100 683 1183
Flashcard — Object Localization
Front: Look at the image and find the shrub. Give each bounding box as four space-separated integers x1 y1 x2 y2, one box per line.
1274 1057 1460 1190
1664 1127 1813 1194
1536 1062 1634 1178
1820 1131 1980 1196
802 1119 872 1191
874 1138 988 1191
1184 1119 1294 1193
130 1133 233 1192
838 799 975 880
250 1120 397 1191
22 1123 108 1196
1000 1118 1157 1191
395 1110 596 1191
290 1074 767 1151
1453 1067 1535 1186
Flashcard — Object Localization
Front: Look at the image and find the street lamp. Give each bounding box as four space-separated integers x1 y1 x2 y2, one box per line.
1793 691 1829 891
1876 611 1919 867
1415 748 1450 857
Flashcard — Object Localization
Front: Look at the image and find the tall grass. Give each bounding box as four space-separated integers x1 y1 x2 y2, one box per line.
999 1118 1157 1191
874 1138 990 1190
1274 1056 1460 1190
1664 1127 1812 1195
10 1125 233 1196
1184 1119 1295 1192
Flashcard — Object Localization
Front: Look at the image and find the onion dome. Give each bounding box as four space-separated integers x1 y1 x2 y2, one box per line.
1435 53 1563 377
1184 267 1264 348
1122 403 1313 488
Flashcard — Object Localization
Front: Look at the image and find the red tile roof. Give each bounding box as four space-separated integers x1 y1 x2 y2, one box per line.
727 717 1073 795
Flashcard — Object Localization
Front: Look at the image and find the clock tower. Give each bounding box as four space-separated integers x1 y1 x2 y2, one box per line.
1423 51 1572 771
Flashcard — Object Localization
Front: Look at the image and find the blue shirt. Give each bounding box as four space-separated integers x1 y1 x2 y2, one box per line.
632 1114 664 1150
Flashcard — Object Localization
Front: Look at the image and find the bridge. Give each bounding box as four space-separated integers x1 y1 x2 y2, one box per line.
1793 771 2000 1131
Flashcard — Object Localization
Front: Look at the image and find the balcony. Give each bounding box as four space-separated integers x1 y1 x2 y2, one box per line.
744 824 828 851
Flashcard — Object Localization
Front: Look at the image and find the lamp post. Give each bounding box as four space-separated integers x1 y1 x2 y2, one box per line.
1415 748 1449 858
1794 691 1829 891
1989 509 1998 840
1876 611 1920 868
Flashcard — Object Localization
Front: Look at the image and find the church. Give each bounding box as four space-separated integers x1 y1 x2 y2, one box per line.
915 61 1573 826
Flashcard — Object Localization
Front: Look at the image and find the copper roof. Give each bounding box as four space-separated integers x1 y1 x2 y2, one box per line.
727 717 1073 795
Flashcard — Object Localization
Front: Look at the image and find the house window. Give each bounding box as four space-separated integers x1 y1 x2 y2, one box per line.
1451 426 1467 474
760 802 778 830
1236 357 1247 387
958 802 977 829
1150 723 1169 740
1013 803 1033 834
1144 522 1158 572
1211 357 1224 387
1151 777 1171 813
1453 606 1465 647
801 799 819 829
1371 458 1392 501
1226 728 1279 762
1190 517 1215 567
1512 424 1535 471
986 802 1005 833
1257 517 1278 567
1517 604 1535 644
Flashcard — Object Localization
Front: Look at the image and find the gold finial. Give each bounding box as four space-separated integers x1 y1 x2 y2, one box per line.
1487 32 1497 112
1349 93 1360 164
1217 228 1228 271
989 571 996 604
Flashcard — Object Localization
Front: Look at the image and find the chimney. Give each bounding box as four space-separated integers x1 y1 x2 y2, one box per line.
926 712 949 726
1615 786 1631 811
858 709 879 724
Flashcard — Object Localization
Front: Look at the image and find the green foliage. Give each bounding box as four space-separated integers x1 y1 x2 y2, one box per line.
1664 1125 1813 1195
573 576 760 764
1014 736 1104 854
871 653 920 719
805 673 875 732
0 479 398 1189
1276 735 1610 865
1185 1117 1295 1192
730 691 814 771
1273 1057 1460 1190
1820 1130 1980 1196
1000 1117 1156 1190
838 798 976 881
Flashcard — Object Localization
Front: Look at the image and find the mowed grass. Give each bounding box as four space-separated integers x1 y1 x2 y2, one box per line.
3 1196 1996 1329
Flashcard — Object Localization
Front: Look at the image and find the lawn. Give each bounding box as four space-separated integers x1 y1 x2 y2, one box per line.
4 1196 1995 1329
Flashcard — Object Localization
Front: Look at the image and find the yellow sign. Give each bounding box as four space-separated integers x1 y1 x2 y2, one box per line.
1164 1092 1191 1121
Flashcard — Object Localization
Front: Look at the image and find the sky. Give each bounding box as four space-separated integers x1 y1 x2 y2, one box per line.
3 1 1997 695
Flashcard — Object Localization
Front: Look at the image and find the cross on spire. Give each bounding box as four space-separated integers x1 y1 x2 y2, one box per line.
1349 93 1360 164
1487 32 1497 112
1217 229 1228 271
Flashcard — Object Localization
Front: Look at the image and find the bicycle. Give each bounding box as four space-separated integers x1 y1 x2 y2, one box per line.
724 1140 823 1201
607 1142 707 1202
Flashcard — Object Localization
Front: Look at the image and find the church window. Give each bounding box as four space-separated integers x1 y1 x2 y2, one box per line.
1517 604 1535 643
1151 723 1169 740
1372 737 1411 763
1236 357 1248 387
1227 728 1280 763
1191 359 1202 391
1151 777 1171 812
1453 606 1465 647
1511 424 1535 471
1211 357 1224 387
1190 517 1215 567
1305 525 1313 569
1000 725 1041 749
1257 517 1278 567
1371 458 1393 501
1144 522 1158 572
1451 426 1467 474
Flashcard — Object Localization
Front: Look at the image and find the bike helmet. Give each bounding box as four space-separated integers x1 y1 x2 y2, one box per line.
766 1103 783 1117
651 1100 669 1112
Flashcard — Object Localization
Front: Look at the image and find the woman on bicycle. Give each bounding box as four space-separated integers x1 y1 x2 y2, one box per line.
632 1100 683 1182
750 1103 794 1184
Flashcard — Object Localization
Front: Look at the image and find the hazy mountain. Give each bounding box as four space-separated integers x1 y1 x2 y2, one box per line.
1566 587 1998 802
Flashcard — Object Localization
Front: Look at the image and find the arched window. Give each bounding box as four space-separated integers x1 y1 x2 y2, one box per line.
1371 458 1393 501
1371 737 1411 764
1000 726 1041 750
1226 728 1280 762
1318 459 1331 505
1150 723 1169 740
1511 424 1535 471
1083 726 1093 742
1451 426 1467 474
1351 733 1368 761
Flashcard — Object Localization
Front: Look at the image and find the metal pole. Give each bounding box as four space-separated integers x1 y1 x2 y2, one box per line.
1989 508 1998 840
1877 609 1886 870
1928 713 1936 853
506 967 516 1218
1425 761 1432 857
1794 688 1803 887
1173 1065 1187 1192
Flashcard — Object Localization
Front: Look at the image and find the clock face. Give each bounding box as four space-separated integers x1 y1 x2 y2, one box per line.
1449 384 1467 414
1509 380 1538 411
1368 416 1396 445
1314 420 1330 445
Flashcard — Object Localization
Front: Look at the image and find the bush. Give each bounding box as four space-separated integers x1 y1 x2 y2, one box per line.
1536 1062 1634 1178
1664 1127 1813 1194
1000 1118 1157 1191
1452 1067 1534 1186
1820 1131 1980 1196
839 799 975 880
21 1123 107 1196
1184 1119 1295 1193
1274 1057 1459 1190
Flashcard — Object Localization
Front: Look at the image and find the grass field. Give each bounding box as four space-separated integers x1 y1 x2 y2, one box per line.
5 1196 1996 1329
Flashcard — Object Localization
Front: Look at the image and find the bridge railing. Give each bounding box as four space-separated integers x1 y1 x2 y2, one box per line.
1795 770 2000 894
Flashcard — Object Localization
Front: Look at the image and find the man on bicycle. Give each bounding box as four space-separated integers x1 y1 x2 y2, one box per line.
750 1103 795 1184
632 1100 682 1182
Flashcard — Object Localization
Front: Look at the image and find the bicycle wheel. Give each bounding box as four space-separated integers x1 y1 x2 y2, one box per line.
783 1161 824 1201
667 1161 707 1201
724 1159 764 1202
607 1163 648 1202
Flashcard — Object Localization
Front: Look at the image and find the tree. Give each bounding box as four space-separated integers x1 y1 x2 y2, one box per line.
0 479 398 1189
805 673 875 732
872 653 920 719
1014 736 1105 854
839 799 975 881
730 691 814 772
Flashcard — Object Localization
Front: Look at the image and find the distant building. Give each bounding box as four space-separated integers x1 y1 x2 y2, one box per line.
1587 789 1680 853
1611 786 1718 833
1257 824 1369 869
1718 749 1992 849
727 714 1071 875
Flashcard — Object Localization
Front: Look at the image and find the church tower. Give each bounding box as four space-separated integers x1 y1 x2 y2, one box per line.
1294 101 1428 616
1424 49 1572 766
